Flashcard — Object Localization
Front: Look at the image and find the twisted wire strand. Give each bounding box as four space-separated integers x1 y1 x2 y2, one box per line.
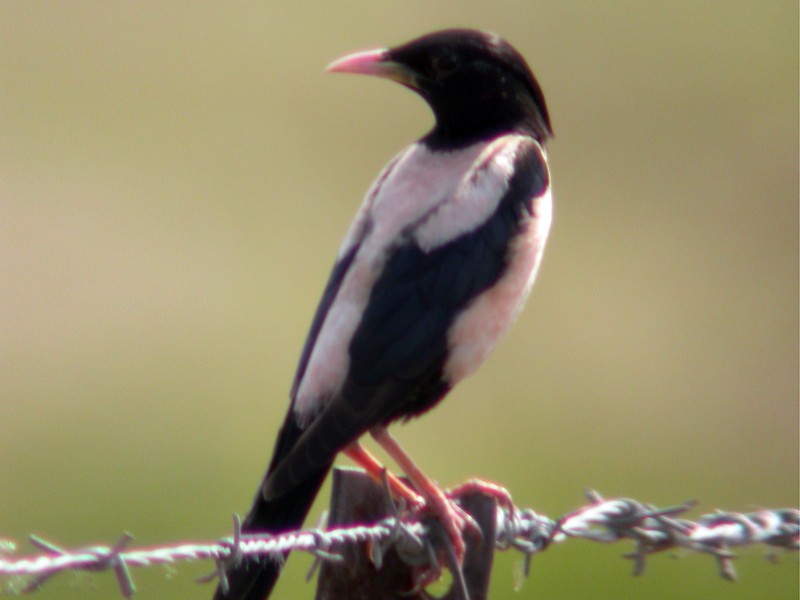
1 490 797 597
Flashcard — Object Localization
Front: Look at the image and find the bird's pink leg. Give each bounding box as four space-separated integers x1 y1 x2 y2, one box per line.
370 426 479 567
343 442 424 508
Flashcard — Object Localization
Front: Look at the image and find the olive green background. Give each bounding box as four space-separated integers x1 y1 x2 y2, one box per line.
2 2 797 599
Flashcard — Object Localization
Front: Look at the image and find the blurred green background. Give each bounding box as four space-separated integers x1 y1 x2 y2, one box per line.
2 2 797 599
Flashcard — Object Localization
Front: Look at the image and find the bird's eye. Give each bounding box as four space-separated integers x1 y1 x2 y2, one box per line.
432 52 458 75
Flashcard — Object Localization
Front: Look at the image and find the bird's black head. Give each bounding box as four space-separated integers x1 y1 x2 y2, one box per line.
328 29 552 149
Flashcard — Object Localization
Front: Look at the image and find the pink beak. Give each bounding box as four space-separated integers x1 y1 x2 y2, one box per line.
326 48 390 75
326 48 419 89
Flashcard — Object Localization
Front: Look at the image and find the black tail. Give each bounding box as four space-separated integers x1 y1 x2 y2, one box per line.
213 418 332 600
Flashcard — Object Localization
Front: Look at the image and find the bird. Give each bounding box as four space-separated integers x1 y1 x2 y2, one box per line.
213 28 553 600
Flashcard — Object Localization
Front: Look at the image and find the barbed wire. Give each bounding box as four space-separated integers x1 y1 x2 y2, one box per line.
1 489 797 597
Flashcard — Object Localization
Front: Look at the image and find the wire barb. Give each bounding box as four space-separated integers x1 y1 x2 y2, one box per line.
1 490 796 596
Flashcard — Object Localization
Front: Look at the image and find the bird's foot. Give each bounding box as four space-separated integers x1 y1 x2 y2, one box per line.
419 486 480 563
418 478 512 567
406 480 512 594
405 489 480 595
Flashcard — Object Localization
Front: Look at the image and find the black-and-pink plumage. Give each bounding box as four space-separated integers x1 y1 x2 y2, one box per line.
214 28 553 600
